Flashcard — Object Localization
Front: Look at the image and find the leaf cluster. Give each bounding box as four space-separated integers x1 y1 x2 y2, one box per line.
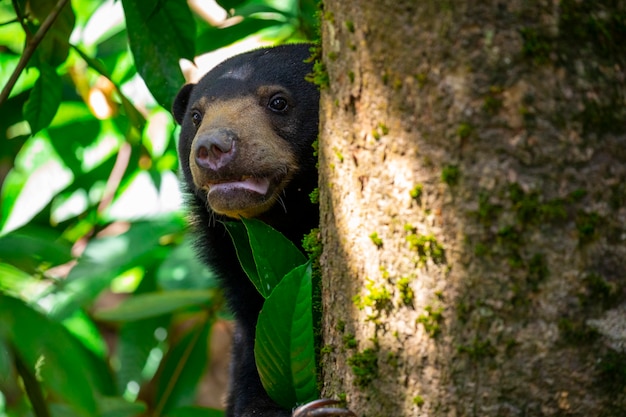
225 218 319 410
0 0 318 416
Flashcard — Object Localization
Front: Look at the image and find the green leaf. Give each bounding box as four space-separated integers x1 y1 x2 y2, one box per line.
30 0 76 66
121 0 195 109
235 3 290 17
49 219 184 321
223 220 261 290
0 133 73 234
0 262 34 298
165 406 224 417
99 396 147 417
62 310 108 358
157 237 218 291
243 217 307 296
255 262 318 409
224 218 306 298
23 62 62 134
196 18 282 55
115 315 168 394
95 290 216 321
0 226 73 273
0 54 39 98
0 295 112 416
154 318 212 415
215 0 247 11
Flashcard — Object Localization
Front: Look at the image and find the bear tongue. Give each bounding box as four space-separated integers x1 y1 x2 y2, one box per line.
210 177 270 195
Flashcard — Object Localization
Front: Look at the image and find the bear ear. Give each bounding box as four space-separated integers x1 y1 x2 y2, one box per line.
172 84 195 125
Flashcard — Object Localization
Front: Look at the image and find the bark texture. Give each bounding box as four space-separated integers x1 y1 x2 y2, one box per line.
318 1 626 416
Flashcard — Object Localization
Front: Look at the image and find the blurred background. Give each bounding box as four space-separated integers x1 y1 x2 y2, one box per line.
0 0 317 416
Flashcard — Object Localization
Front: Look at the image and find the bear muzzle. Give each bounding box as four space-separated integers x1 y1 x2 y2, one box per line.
193 128 236 171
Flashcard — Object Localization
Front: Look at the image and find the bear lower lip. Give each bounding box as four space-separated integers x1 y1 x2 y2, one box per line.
208 177 270 195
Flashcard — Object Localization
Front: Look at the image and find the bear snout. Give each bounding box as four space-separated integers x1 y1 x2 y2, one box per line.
193 128 237 171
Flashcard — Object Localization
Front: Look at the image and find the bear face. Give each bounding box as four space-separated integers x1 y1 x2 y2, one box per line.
173 44 320 220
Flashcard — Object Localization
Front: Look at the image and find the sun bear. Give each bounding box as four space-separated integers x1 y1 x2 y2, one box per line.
173 44 355 417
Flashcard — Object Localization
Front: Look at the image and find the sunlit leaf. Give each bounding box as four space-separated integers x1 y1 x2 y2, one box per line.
120 0 195 109
154 317 212 414
94 290 216 322
49 219 184 320
0 54 38 98
23 62 62 134
235 3 290 17
105 170 183 221
0 226 73 272
255 262 318 409
0 132 73 233
196 18 282 55
0 262 34 298
62 309 108 358
0 295 113 416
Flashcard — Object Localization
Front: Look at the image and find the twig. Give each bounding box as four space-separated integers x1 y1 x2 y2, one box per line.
0 0 71 107
11 0 31 37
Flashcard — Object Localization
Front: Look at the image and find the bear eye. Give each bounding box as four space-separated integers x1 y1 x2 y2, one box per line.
191 110 202 126
268 95 289 113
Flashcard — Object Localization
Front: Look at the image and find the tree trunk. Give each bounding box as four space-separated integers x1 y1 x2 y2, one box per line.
318 1 626 416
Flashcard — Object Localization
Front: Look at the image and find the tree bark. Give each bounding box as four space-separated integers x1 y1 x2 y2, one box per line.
318 1 626 416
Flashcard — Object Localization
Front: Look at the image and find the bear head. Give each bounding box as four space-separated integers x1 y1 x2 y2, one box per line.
172 44 319 220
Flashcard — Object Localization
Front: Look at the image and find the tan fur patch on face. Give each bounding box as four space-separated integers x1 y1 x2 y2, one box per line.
189 94 298 218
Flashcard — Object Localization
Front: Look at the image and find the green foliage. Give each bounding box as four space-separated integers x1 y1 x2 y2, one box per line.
0 1 318 416
255 263 318 409
227 219 319 409
120 0 195 110
225 218 307 298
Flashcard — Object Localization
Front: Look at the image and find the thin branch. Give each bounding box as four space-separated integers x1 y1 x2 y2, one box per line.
0 17 20 27
0 0 71 107
11 0 31 37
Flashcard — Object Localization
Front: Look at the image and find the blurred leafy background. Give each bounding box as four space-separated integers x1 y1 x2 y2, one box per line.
0 0 317 416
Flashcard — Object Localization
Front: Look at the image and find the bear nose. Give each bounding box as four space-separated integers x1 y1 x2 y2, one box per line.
194 128 236 170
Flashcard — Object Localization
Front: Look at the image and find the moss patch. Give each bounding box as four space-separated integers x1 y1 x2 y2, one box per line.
441 165 460 186
416 305 444 338
404 224 446 265
347 348 379 388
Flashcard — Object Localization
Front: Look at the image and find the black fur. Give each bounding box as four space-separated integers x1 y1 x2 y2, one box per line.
173 44 319 417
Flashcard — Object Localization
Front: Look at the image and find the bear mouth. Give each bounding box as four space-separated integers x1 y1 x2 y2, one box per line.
207 176 271 195
200 173 289 218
